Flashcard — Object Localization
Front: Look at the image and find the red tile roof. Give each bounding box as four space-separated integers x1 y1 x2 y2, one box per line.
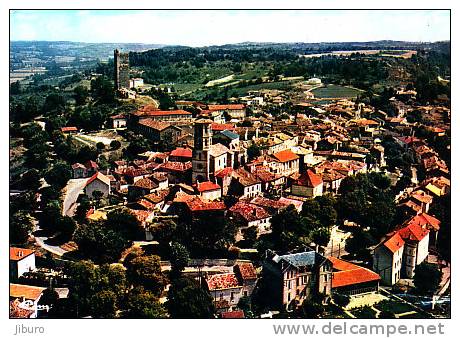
10 247 34 261
60 126 77 132
138 119 172 131
229 202 270 222
86 172 110 187
159 161 192 172
215 167 234 178
221 310 245 319
207 273 240 290
170 147 192 158
134 108 192 117
329 257 380 288
272 149 299 163
10 283 45 301
185 196 226 212
195 181 221 192
296 169 323 187
133 177 157 190
383 232 405 253
407 213 441 231
235 263 257 280
211 123 236 131
208 104 245 111
397 223 430 242
411 190 433 205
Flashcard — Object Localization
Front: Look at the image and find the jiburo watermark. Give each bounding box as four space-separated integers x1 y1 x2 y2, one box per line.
13 324 45 336
273 321 446 337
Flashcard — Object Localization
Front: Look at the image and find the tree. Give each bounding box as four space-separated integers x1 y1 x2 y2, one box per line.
169 242 189 279
91 76 115 104
10 211 34 245
20 169 41 192
167 277 215 318
332 293 350 308
237 296 254 318
90 290 117 318
124 287 167 318
345 228 375 261
44 161 72 189
413 262 442 295
247 144 261 160
110 140 121 150
106 208 142 240
270 205 311 251
311 227 331 247
74 222 131 264
58 216 77 241
379 310 396 318
74 85 89 106
96 142 105 151
38 288 59 308
39 199 62 231
242 226 258 247
75 195 91 222
42 93 66 115
125 255 166 296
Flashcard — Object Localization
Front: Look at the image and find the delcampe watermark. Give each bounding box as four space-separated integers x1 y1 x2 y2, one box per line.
272 321 446 337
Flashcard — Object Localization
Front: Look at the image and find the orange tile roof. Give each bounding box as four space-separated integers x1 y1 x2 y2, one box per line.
235 263 257 280
185 196 226 212
10 284 45 300
211 123 236 131
208 104 245 111
332 268 380 288
170 147 192 158
195 181 221 192
411 190 433 205
61 126 78 132
207 273 240 290
383 232 405 253
138 119 172 131
272 149 299 163
229 202 270 222
221 310 245 319
296 169 323 187
397 223 429 242
134 108 192 117
10 247 34 261
329 258 380 289
407 213 441 231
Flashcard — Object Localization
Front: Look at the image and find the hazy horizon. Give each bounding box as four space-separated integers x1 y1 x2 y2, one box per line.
10 10 450 47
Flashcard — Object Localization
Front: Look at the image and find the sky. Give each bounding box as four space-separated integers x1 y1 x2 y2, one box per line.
10 10 450 46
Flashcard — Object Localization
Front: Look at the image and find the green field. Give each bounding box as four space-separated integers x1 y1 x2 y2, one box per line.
312 84 363 99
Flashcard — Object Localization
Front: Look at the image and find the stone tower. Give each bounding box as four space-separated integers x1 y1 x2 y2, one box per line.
192 119 213 183
114 49 130 90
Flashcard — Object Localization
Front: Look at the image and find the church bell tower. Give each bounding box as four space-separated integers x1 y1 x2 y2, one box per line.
192 119 213 183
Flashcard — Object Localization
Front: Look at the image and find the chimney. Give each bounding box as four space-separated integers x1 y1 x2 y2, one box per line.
18 250 23 257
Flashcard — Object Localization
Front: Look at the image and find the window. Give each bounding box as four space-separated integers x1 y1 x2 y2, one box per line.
287 293 291 302
220 293 224 300
230 292 234 301
244 291 248 297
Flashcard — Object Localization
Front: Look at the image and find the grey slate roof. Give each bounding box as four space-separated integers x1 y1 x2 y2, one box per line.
273 251 326 268
220 129 239 140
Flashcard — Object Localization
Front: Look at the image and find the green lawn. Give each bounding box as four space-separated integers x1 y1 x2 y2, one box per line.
312 84 363 99
398 312 430 319
350 306 377 319
374 299 416 314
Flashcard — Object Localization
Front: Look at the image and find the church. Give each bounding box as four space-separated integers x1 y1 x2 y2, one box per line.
192 119 235 183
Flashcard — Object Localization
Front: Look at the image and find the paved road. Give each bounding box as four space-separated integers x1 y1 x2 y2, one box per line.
33 220 68 257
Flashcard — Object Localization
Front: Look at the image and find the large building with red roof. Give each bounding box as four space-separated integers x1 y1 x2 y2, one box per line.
373 221 430 285
329 257 380 296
